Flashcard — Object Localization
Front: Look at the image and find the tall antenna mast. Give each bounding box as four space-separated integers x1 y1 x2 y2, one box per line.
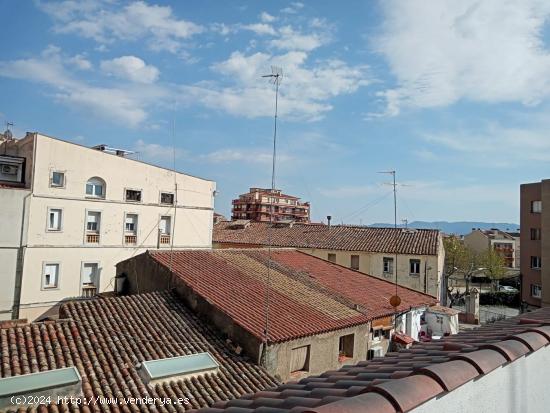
261 66 283 365
378 170 401 311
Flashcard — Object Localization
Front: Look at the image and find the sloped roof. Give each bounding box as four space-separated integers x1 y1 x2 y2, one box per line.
1 291 277 412
148 249 437 343
194 307 550 413
213 222 440 255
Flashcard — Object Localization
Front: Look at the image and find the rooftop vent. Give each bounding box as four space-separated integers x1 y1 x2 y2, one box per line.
230 219 251 229
138 352 219 385
0 367 81 410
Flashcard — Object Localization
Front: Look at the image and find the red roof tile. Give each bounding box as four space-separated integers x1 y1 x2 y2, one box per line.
148 249 437 343
1 291 277 412
192 307 550 413
213 222 440 255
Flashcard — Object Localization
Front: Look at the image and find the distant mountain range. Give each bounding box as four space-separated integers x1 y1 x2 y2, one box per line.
368 221 520 235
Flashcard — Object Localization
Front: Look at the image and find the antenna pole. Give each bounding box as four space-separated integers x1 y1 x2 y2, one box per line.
271 77 279 191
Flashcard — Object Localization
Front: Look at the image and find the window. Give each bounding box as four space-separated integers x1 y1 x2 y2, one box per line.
43 263 59 289
86 177 105 198
47 208 62 231
125 189 142 202
350 255 360 270
160 192 174 205
328 253 336 263
125 214 138 233
531 200 542 213
290 345 310 373
410 259 421 275
338 334 354 359
383 257 394 274
531 228 541 240
81 263 99 286
373 328 383 341
159 216 171 235
86 211 101 232
51 171 65 188
532 284 542 298
531 256 541 269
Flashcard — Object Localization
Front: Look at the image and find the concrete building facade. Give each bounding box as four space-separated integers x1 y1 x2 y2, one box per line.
520 180 550 308
231 188 310 223
0 132 215 320
464 228 519 268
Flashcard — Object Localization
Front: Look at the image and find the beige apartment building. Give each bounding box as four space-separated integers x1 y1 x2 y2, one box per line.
213 221 445 299
464 228 520 269
521 179 550 308
0 132 215 321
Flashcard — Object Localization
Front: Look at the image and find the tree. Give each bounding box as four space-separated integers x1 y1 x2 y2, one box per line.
443 236 479 306
478 248 507 291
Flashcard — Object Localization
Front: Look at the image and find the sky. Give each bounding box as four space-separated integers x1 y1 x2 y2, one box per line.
1 0 550 225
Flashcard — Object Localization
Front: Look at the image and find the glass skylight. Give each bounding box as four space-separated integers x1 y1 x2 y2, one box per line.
140 352 219 382
0 366 81 397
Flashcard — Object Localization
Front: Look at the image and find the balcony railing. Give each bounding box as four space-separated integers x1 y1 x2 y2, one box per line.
159 234 171 245
125 235 137 245
86 233 100 244
81 285 97 298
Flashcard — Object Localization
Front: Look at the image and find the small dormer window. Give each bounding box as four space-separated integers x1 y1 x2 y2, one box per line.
138 352 219 385
86 177 105 198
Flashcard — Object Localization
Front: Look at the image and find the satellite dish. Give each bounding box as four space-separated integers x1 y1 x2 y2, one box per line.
390 295 401 308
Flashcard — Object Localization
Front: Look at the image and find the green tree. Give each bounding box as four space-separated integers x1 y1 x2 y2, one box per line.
443 236 479 305
479 248 507 291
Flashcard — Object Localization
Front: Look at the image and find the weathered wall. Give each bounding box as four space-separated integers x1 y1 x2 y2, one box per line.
520 182 542 307
411 342 550 413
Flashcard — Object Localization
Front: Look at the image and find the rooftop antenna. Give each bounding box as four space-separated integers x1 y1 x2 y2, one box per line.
402 218 408 229
378 170 401 311
261 66 283 365
2 122 13 155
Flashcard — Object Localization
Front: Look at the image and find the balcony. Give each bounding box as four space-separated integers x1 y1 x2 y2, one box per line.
81 284 97 298
125 235 137 245
159 234 171 245
86 233 100 244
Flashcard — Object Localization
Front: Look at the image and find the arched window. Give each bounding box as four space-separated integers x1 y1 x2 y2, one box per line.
86 177 105 198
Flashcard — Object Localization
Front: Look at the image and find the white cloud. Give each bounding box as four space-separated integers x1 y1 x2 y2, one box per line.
422 122 550 164
183 50 369 120
269 26 327 51
134 139 185 162
68 54 92 70
202 148 291 164
374 0 550 115
281 2 304 14
38 0 203 54
260 12 276 23
0 47 165 126
241 23 277 36
100 56 159 83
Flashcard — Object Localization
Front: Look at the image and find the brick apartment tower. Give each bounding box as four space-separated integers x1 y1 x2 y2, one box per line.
231 188 310 223
521 179 550 308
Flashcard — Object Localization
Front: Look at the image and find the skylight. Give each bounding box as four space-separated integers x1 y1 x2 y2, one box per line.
0 367 81 408
139 352 219 384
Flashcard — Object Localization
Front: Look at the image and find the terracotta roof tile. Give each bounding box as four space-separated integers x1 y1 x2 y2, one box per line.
2 291 277 412
213 222 440 256
148 249 436 343
192 307 550 413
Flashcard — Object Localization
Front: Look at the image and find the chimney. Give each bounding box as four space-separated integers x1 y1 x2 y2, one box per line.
327 215 332 229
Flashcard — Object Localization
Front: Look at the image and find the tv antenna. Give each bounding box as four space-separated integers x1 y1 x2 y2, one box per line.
378 170 401 309
261 66 283 365
262 66 283 191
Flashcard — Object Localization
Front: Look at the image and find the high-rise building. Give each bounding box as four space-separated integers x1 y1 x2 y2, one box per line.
231 187 310 223
520 179 550 308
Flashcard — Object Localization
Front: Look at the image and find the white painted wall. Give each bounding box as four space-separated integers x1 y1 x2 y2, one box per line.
412 345 550 413
1 133 216 320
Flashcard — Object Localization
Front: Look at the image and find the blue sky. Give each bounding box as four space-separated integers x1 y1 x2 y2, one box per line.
2 0 550 224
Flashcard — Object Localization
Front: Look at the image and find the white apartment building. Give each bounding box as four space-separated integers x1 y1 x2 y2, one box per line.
0 132 215 321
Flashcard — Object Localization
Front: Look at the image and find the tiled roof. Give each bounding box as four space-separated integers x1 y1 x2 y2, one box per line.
1 291 277 412
148 249 437 343
213 222 440 255
194 307 550 413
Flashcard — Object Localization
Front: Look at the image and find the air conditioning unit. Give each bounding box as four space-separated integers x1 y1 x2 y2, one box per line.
1 164 18 175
